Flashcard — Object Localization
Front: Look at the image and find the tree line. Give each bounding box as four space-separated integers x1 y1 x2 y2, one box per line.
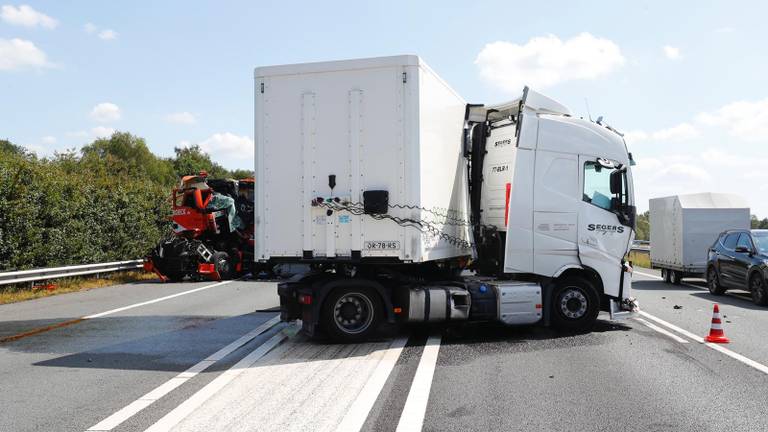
0 132 252 272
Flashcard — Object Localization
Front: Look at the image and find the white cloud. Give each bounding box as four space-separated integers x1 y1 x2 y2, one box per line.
622 130 648 143
0 38 51 71
91 126 115 138
696 98 768 141
622 122 699 143
165 112 197 125
83 23 117 40
198 132 253 157
1 5 57 29
651 122 699 141
98 29 117 40
715 27 734 33
475 33 625 92
41 135 56 144
89 102 121 122
662 45 681 60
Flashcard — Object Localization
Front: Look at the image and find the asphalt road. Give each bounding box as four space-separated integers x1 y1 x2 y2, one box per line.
2 270 768 431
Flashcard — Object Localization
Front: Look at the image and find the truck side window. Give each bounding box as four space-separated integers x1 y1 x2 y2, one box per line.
583 161 613 210
723 233 739 250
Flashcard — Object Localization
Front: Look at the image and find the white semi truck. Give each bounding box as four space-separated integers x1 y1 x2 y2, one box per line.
254 55 637 341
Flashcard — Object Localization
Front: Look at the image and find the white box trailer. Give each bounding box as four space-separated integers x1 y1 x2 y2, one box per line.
254 55 470 263
649 193 749 283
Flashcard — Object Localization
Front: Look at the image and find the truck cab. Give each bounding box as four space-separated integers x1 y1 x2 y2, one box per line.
468 88 637 325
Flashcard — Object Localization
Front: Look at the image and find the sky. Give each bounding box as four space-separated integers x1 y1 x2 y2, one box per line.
2 1 768 215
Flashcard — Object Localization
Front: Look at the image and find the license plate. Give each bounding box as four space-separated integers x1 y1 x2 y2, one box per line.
364 241 400 250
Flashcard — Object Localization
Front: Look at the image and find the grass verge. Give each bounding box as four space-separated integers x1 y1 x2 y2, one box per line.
628 249 651 268
0 271 158 305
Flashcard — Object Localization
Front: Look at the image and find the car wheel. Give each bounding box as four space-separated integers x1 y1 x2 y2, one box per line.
322 286 383 342
662 269 671 284
551 277 600 332
707 267 726 295
749 273 768 306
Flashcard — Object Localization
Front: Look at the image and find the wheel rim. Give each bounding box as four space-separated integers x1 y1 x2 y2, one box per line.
333 292 374 335
558 287 589 320
752 277 764 302
708 269 718 291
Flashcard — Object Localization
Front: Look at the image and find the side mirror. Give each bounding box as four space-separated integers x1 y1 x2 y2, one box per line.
735 245 750 253
610 170 622 195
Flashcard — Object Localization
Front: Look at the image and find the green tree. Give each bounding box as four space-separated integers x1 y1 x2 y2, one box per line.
635 211 650 241
229 168 254 179
172 144 230 178
81 132 176 185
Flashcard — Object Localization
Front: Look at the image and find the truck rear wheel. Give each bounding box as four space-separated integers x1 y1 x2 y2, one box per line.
551 277 600 332
662 269 671 284
322 286 383 342
670 270 682 285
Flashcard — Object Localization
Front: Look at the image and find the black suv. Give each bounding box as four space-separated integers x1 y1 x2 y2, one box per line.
707 229 768 305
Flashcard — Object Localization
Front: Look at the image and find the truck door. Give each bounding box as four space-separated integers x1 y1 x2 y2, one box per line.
577 157 634 299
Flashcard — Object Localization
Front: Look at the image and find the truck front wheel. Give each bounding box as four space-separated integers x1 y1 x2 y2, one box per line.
322 286 383 342
551 278 600 332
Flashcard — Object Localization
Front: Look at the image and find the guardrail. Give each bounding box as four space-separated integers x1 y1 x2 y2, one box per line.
0 260 143 286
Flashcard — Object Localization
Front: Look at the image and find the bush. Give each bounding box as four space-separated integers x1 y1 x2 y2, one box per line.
0 144 170 271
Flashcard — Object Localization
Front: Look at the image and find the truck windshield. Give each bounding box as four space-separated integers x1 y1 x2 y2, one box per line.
753 232 768 252
583 161 626 211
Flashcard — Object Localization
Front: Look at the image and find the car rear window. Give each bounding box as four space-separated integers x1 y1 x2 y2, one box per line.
723 233 739 250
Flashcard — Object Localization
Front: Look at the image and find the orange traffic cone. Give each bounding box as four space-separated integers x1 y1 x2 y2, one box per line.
704 304 730 343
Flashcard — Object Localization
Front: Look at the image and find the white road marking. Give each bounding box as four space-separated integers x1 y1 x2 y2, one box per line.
396 334 441 432
85 316 281 431
142 326 294 432
336 337 408 432
84 280 237 319
633 317 689 343
638 310 768 375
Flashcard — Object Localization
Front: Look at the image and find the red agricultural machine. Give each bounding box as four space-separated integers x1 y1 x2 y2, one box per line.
144 172 254 281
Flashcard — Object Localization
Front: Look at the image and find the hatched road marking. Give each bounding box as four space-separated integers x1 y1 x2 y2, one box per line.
86 315 281 431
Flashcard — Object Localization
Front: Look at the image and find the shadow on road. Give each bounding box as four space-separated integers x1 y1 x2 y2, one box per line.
0 312 279 372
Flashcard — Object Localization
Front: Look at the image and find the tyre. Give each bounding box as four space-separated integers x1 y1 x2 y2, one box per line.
670 270 682 285
749 273 768 306
662 269 671 284
165 272 185 283
321 285 383 342
551 277 600 332
213 251 234 280
707 267 726 295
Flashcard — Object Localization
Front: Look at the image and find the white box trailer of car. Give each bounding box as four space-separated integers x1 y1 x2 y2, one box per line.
254 55 470 263
649 192 749 283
